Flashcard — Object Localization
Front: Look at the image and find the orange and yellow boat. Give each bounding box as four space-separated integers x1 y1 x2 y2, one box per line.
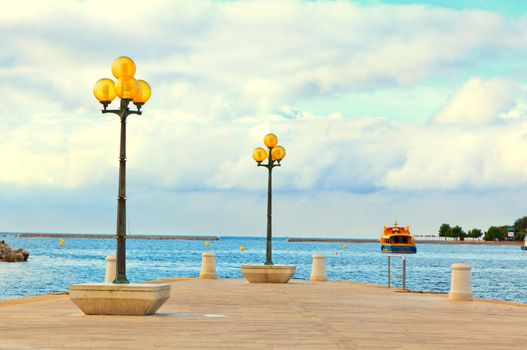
380 221 416 254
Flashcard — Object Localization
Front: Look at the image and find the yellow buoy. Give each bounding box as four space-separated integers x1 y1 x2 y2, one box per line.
59 239 65 247
204 241 210 247
342 244 347 249
240 245 245 252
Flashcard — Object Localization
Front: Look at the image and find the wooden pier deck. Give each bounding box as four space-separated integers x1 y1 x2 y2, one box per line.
1 279 526 349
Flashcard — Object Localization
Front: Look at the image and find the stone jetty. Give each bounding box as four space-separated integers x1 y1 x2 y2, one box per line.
0 240 29 262
16 233 219 241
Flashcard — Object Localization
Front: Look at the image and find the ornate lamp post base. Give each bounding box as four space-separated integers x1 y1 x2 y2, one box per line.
240 264 296 283
69 283 171 316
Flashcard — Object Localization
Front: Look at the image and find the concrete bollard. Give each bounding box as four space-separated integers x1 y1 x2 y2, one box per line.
104 255 116 283
200 252 217 279
310 254 328 282
449 263 473 301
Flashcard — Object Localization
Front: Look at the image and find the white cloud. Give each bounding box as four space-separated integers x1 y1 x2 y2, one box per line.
0 113 117 188
2 0 527 119
4 105 527 195
384 121 527 190
432 77 522 125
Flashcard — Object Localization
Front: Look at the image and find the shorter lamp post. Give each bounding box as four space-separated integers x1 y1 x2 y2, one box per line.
93 56 151 284
252 133 286 265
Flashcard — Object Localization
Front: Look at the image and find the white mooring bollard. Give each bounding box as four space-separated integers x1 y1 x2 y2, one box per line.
310 254 328 282
200 252 217 279
104 255 116 283
449 263 473 301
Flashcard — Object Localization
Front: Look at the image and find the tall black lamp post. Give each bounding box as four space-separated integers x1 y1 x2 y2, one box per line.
93 56 151 284
252 133 286 265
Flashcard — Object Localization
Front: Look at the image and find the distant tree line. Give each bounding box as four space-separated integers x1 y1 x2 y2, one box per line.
438 216 527 242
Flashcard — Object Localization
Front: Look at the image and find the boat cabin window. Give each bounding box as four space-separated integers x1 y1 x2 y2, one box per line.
390 236 408 244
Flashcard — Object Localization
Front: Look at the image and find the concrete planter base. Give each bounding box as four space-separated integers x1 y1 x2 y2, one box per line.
241 265 296 283
69 283 171 316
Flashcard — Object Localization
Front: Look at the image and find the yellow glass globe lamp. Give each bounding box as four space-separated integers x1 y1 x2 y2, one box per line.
114 76 139 100
93 78 116 108
271 145 286 161
263 133 278 148
132 80 152 108
252 147 267 163
111 56 136 79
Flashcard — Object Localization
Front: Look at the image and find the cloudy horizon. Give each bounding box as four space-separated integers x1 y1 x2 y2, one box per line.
2 0 527 238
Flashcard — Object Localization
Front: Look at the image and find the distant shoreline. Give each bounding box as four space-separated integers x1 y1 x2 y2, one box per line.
416 240 522 245
15 233 219 241
6 234 523 245
287 238 522 245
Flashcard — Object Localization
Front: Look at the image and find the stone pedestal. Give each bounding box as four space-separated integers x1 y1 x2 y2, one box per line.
310 254 327 281
69 283 171 315
241 265 296 283
104 255 116 283
200 252 217 279
449 263 473 301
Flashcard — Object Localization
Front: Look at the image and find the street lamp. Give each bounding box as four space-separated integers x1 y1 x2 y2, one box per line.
252 133 286 265
93 56 151 284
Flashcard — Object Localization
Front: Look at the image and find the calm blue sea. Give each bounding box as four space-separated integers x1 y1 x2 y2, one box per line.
1 233 526 304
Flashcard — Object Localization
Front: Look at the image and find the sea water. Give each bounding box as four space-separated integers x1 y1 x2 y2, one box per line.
1 234 526 304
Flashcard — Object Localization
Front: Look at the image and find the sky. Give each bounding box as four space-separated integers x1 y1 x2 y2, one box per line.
1 0 527 238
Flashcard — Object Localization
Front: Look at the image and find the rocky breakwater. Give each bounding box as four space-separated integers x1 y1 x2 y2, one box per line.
0 240 29 262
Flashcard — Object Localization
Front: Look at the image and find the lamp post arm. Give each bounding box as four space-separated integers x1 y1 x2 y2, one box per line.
102 109 120 115
103 110 142 116
257 161 281 170
102 99 142 117
258 163 271 169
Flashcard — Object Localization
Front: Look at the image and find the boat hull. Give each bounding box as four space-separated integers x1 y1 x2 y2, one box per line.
521 246 527 251
381 244 416 254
